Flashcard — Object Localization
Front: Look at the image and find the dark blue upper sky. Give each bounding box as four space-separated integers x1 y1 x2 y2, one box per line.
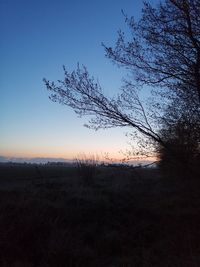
1 0 159 160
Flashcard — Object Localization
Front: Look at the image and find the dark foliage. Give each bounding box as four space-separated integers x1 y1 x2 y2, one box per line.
157 87 200 176
158 120 200 177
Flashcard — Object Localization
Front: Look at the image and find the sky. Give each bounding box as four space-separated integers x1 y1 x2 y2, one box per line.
1 0 159 161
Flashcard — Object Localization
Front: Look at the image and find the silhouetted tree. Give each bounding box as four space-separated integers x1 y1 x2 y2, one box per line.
44 0 200 168
105 0 200 104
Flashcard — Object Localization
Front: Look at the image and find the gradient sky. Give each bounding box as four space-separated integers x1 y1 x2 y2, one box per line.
1 0 158 161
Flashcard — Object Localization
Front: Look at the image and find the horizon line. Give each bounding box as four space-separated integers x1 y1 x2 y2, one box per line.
0 155 156 164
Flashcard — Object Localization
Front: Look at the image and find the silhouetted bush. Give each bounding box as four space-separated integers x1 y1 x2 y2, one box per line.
157 120 200 178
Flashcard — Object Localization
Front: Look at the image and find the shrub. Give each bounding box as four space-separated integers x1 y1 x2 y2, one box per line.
157 121 200 178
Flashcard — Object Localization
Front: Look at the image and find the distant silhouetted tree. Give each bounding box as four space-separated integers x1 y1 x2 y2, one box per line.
44 0 200 169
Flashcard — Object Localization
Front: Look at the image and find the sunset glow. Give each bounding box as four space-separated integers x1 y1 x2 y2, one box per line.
1 0 159 162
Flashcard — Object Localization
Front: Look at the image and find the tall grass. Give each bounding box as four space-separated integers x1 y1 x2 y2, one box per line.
75 154 99 185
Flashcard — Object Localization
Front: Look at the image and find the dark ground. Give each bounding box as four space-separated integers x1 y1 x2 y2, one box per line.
0 163 200 266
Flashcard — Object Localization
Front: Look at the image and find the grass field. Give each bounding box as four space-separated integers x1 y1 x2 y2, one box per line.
0 163 200 266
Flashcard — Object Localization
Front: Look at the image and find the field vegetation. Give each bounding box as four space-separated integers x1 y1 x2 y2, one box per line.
0 162 200 266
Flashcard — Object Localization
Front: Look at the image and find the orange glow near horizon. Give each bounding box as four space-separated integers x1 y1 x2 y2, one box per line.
1 127 157 163
0 147 117 160
0 151 125 161
0 148 157 163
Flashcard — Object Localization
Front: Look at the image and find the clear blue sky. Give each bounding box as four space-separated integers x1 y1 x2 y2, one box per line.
1 0 158 160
